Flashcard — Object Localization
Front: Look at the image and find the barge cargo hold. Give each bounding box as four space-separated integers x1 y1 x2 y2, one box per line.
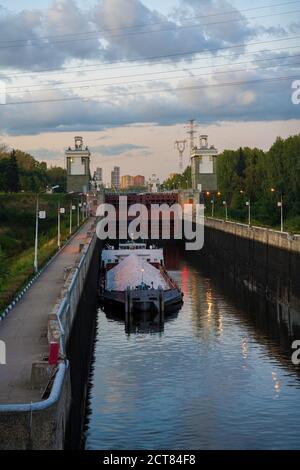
99 242 183 314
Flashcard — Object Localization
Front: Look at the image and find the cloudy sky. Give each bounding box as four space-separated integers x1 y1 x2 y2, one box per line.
0 0 299 182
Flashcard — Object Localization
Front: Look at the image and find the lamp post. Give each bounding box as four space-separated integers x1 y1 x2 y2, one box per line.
77 202 80 227
34 190 54 273
69 202 76 235
279 194 283 232
240 190 251 226
57 204 65 249
34 202 47 273
271 188 284 232
246 200 251 226
34 196 39 273
223 200 228 221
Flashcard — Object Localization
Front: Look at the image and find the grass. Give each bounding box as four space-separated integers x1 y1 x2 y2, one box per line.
0 192 84 311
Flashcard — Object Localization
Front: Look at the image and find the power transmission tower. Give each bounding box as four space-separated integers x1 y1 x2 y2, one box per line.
175 140 187 171
186 119 197 155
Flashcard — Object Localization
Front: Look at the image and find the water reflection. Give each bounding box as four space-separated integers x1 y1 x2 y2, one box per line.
104 309 179 335
84 246 300 450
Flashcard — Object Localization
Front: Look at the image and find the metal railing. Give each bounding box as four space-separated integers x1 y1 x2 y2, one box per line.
56 230 97 355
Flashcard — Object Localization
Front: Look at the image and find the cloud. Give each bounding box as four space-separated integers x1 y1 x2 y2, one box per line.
0 0 267 72
0 0 297 136
26 147 64 161
90 143 150 156
0 64 298 136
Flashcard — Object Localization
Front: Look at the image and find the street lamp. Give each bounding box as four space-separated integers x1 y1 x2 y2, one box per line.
34 196 47 273
57 203 65 249
271 188 284 232
34 186 60 273
246 200 251 226
210 194 215 218
240 190 251 226
69 202 76 235
223 200 228 221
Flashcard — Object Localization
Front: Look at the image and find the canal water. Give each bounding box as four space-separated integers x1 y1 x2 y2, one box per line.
83 248 300 450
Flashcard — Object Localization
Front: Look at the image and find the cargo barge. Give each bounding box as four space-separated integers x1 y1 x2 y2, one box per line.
99 241 183 314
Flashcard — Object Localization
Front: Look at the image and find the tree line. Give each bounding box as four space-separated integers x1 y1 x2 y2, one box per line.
163 134 300 231
0 146 66 193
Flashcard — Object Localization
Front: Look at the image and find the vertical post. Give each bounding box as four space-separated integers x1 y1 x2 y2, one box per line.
77 202 80 227
69 201 72 235
223 201 228 221
211 197 215 218
34 195 39 273
246 200 251 226
280 194 283 232
58 202 61 249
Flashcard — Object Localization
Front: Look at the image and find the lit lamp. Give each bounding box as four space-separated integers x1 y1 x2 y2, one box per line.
211 198 214 218
223 200 228 221
270 188 283 232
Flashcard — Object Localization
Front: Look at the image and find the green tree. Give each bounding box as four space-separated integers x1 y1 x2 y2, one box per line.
0 246 8 286
6 150 20 193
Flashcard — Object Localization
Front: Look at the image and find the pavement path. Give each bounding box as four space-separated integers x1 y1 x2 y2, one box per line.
0 219 95 403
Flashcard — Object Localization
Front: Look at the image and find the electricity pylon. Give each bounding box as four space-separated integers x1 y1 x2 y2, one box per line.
175 140 187 171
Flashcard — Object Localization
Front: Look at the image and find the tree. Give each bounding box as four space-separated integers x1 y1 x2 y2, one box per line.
6 150 20 193
0 246 8 286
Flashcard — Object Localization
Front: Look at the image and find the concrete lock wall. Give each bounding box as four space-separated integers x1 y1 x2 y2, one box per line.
0 363 71 450
201 218 300 316
0 222 99 450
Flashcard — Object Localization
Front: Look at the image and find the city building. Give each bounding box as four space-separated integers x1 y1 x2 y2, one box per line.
121 175 134 189
133 175 145 187
91 167 103 192
94 167 103 183
120 174 146 189
111 166 120 190
65 136 91 193
191 135 218 192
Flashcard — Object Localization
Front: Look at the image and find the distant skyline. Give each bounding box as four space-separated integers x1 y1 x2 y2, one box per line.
0 0 299 180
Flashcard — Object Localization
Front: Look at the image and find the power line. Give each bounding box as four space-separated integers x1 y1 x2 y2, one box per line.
6 54 300 94
0 8 298 49
0 0 297 44
1 35 299 80
1 75 297 106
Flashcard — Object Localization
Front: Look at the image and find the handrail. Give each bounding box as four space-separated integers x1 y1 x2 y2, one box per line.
0 361 68 412
56 228 97 353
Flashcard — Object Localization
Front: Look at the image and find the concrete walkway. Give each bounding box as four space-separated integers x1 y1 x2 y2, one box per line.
0 220 95 404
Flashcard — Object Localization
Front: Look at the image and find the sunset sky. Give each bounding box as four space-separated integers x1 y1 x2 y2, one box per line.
0 0 299 183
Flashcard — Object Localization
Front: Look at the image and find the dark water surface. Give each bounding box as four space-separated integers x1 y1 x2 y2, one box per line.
84 249 300 450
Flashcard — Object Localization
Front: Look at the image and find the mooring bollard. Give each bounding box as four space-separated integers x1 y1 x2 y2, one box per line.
48 342 60 365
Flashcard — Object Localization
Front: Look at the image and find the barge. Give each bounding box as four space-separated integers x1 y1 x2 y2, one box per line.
99 241 183 314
